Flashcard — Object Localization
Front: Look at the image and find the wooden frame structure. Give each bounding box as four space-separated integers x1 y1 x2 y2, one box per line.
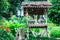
22 1 52 40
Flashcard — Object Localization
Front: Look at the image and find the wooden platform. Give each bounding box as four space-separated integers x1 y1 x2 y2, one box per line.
28 23 48 28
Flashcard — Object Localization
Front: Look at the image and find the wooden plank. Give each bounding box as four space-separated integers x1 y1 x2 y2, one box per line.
28 24 48 28
22 1 52 6
22 1 52 8
16 28 24 40
23 6 51 8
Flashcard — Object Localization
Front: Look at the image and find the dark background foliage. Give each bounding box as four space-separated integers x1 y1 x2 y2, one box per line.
48 0 60 25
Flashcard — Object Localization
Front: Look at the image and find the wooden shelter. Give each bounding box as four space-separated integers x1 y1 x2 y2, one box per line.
22 1 52 26
22 1 52 40
16 1 52 40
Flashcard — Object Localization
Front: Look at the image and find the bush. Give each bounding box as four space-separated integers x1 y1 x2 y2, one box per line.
0 26 14 40
0 15 27 37
50 27 60 38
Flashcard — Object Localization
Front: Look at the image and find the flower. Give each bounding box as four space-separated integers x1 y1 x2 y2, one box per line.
1 25 4 28
6 27 10 32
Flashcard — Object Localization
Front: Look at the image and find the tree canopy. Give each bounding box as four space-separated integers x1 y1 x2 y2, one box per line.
0 0 10 13
0 0 24 19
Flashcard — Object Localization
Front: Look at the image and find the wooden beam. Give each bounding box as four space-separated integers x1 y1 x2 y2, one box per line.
28 24 48 28
23 6 51 8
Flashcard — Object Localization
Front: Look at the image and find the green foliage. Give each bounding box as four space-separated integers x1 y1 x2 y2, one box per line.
0 15 27 37
6 15 27 36
0 0 10 13
8 0 24 7
29 0 47 1
0 27 14 40
50 27 60 38
8 0 24 15
48 0 60 25
0 0 24 19
0 0 11 19
10 15 27 23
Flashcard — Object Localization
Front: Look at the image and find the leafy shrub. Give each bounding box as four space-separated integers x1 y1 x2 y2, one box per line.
0 15 27 37
10 15 27 24
50 27 60 38
0 26 14 40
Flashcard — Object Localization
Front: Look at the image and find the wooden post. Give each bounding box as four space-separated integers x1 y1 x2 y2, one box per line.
44 9 47 24
16 28 24 40
44 9 49 37
44 9 50 37
26 9 29 40
46 26 48 37
34 15 38 24
46 14 47 24
25 9 28 17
